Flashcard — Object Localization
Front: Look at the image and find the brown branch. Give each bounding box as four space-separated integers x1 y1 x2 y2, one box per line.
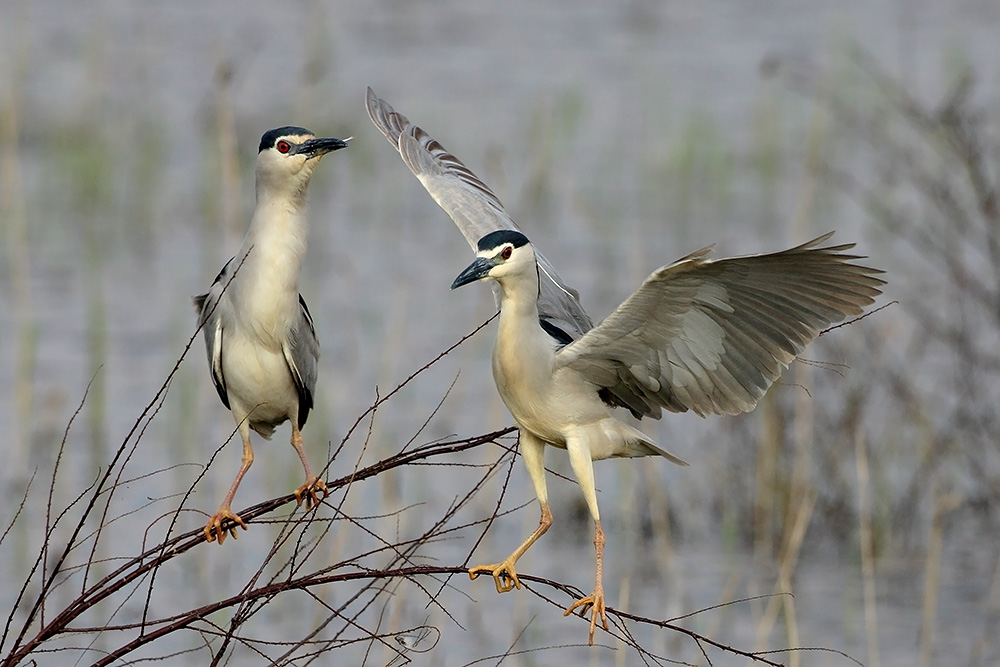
0 425 513 666
819 300 897 336
87 565 808 667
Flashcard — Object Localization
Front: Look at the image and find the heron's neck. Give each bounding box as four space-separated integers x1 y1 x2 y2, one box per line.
496 269 552 357
497 269 541 321
493 268 556 407
232 195 309 330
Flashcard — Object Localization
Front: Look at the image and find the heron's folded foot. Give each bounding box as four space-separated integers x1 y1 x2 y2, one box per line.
294 476 329 510
204 506 247 545
469 557 523 594
564 585 608 645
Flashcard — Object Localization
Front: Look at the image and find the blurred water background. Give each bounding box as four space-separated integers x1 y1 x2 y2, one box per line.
2 1 1000 665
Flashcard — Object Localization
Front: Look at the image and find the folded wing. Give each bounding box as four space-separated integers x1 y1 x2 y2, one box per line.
193 257 234 410
283 295 320 428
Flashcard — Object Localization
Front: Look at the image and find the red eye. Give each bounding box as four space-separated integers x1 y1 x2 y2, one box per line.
501 246 512 260
276 140 291 154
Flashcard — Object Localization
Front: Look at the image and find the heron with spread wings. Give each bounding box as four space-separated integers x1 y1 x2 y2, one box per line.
367 88 884 643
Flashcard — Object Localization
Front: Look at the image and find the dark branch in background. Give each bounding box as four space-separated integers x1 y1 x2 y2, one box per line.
1 375 99 654
819 301 896 336
1 411 513 664
1 142 898 665
775 45 1000 532
0 301 848 665
86 565 805 667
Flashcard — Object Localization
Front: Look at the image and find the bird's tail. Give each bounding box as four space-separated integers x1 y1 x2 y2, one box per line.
621 424 689 466
250 421 277 439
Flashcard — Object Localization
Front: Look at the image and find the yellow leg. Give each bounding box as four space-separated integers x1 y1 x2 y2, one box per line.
470 501 552 592
562 430 609 644
564 520 608 644
290 422 328 509
470 430 551 593
205 435 253 544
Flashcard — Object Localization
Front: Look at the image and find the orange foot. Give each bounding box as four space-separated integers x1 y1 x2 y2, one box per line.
204 507 247 545
469 557 522 594
294 476 329 510
564 587 608 645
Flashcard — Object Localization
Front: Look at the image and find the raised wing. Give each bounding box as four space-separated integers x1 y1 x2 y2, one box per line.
282 294 320 428
557 234 885 419
366 87 593 342
193 257 234 409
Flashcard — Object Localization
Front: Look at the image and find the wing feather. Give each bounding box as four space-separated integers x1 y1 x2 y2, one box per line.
282 294 320 429
557 234 885 418
366 87 593 341
193 258 233 409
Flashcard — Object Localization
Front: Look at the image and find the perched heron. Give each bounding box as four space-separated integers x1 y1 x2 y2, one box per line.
194 126 347 544
366 90 884 643
452 230 884 643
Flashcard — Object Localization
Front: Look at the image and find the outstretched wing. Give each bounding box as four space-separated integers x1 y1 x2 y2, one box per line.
282 294 320 429
557 234 885 419
366 87 593 342
193 257 234 410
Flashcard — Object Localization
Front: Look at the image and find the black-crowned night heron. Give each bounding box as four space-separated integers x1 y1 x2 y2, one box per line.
366 89 885 643
194 126 347 544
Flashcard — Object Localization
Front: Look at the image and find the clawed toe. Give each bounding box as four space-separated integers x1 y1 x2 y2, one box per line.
294 477 329 510
469 562 521 594
204 508 247 545
564 590 608 645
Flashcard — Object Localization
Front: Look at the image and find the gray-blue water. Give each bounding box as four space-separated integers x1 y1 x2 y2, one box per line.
1 1 999 665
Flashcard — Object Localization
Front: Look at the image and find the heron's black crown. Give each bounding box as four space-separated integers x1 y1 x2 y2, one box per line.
477 229 530 252
259 126 314 153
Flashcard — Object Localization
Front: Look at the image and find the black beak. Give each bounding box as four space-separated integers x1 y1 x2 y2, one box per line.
297 137 349 158
451 256 496 289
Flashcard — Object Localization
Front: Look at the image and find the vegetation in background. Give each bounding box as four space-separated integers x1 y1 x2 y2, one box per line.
1 40 998 664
